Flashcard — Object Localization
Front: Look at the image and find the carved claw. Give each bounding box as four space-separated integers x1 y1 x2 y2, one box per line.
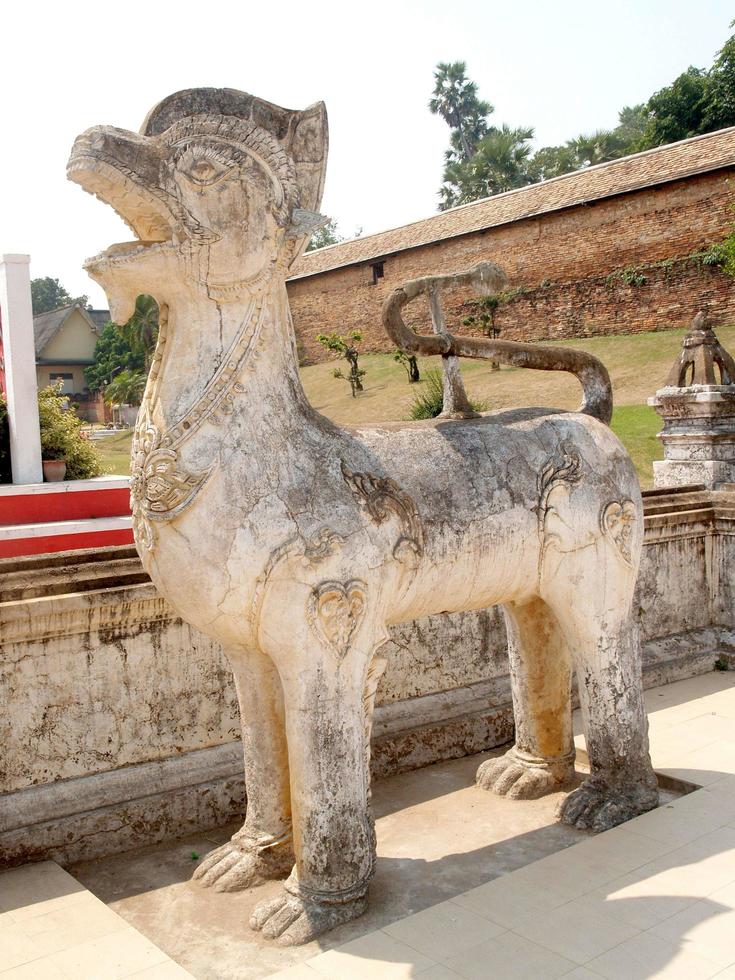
477 750 575 800
193 839 294 892
558 775 658 831
249 889 367 946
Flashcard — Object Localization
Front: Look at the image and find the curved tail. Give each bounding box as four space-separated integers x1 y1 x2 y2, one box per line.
382 262 613 424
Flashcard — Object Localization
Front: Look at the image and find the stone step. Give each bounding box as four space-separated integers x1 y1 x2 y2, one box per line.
0 516 134 559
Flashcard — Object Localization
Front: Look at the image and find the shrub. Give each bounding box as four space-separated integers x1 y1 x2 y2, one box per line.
702 233 735 276
38 384 103 480
408 369 487 420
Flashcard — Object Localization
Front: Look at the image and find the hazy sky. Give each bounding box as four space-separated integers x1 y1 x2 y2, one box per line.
2 0 733 308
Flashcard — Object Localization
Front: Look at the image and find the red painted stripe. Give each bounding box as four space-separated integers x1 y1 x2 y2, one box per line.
0 528 134 558
0 488 131 526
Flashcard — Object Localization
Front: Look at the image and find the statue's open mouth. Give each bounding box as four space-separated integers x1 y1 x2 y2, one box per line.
67 145 180 268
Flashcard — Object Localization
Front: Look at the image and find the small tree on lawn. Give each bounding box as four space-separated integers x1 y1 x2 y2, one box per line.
463 295 503 370
393 349 421 383
316 331 366 397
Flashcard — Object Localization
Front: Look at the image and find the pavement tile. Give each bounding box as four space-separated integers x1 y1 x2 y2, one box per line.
307 930 435 979
511 900 640 964
47 925 169 979
0 958 68 979
265 967 321 980
415 967 464 979
649 899 735 967
383 899 501 962
0 863 86 919
451 874 569 928
127 962 195 979
0 920 47 972
19 899 127 958
621 800 727 847
442 929 576 979
587 929 722 979
573 875 700 931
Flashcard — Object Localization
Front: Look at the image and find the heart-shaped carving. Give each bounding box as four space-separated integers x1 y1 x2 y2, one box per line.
601 499 637 564
308 580 367 659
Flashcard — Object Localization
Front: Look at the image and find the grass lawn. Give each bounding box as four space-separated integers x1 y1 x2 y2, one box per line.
97 324 734 487
94 430 136 477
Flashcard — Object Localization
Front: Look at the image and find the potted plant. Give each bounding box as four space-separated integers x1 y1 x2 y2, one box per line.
42 452 67 482
38 383 103 482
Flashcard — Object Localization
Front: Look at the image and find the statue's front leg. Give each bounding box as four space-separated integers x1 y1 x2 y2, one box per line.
194 647 294 892
249 635 377 945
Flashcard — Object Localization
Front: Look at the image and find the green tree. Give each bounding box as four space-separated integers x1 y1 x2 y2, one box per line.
393 349 421 383
85 322 144 393
431 62 535 208
104 369 146 407
615 104 650 146
31 277 89 315
441 125 535 207
307 219 343 252
119 295 159 369
316 331 366 397
528 143 578 181
565 129 628 168
429 61 492 161
638 67 709 148
702 27 735 131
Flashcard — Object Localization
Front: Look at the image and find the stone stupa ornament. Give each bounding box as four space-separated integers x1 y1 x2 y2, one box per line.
650 311 735 489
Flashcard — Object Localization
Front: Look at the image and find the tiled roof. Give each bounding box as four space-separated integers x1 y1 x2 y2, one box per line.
289 126 735 281
88 309 111 330
33 304 106 356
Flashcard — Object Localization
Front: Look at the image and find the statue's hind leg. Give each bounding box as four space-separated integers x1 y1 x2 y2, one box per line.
549 547 658 832
477 597 576 800
194 647 294 892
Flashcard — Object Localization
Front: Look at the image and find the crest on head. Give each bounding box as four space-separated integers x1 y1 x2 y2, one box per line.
68 87 329 315
142 88 329 256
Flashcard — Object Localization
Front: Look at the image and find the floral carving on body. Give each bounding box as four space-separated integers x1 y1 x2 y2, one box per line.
130 419 210 550
601 499 637 564
308 579 367 660
341 462 424 563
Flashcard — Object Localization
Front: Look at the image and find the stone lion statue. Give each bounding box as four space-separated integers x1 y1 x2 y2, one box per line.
68 87 657 946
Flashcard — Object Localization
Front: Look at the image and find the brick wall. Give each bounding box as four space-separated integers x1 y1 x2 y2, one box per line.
287 170 735 364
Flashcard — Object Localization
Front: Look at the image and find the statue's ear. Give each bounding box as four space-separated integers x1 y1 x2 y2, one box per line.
285 101 328 261
287 209 329 240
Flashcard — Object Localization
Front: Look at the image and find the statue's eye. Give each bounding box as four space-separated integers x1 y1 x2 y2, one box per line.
180 155 233 186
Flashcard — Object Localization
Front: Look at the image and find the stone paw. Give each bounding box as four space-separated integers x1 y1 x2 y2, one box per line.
192 839 294 892
249 889 367 946
558 776 658 831
476 751 572 800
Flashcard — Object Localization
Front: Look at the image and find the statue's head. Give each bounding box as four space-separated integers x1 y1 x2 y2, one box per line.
68 88 328 320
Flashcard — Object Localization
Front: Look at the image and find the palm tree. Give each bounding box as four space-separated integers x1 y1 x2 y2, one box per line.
441 124 535 206
566 130 627 169
119 295 159 370
429 62 492 161
104 368 146 407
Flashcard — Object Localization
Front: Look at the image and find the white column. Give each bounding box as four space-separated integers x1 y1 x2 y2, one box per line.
0 254 43 484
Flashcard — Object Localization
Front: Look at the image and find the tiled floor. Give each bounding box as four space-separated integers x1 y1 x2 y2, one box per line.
268 671 735 979
0 861 193 979
5 671 735 979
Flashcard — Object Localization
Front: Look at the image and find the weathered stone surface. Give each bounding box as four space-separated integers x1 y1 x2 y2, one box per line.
1 489 733 869
66 86 657 944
